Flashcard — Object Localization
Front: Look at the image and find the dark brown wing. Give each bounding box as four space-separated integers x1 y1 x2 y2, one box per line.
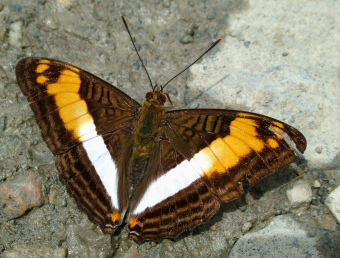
16 58 141 233
128 109 306 242
16 58 140 153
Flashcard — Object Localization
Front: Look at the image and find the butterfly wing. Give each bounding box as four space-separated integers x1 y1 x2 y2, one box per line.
16 58 141 232
128 109 306 242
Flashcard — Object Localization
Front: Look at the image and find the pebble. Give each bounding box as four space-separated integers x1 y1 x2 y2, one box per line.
317 172 326 180
0 171 44 221
241 222 253 234
313 180 321 188
286 180 312 208
243 41 251 47
8 20 22 47
324 185 340 222
180 35 193 44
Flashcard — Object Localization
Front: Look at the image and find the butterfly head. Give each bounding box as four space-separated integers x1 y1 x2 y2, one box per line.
146 84 167 104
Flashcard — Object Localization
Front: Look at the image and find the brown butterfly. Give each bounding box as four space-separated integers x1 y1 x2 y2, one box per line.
16 17 306 243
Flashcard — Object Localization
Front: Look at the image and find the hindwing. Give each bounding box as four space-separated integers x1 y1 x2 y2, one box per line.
128 109 306 242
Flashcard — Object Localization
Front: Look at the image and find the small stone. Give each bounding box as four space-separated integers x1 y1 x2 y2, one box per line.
180 35 193 44
282 52 289 56
48 188 58 204
243 41 251 47
329 179 337 187
9 20 23 48
207 11 217 20
317 172 326 180
163 0 170 8
311 197 319 206
210 224 217 231
320 192 328 204
238 205 247 212
0 116 6 131
132 62 140 70
324 185 340 222
313 180 321 188
122 245 141 258
274 209 283 216
315 146 323 154
286 180 312 208
0 171 44 221
241 222 252 233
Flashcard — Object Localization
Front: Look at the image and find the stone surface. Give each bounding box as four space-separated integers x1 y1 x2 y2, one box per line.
229 215 340 258
65 217 115 258
286 180 313 208
325 185 340 222
188 0 340 170
2 245 66 258
0 0 339 257
0 171 44 222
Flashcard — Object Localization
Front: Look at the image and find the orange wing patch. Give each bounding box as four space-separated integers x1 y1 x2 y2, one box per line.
35 63 97 142
111 211 121 222
191 116 277 177
36 75 49 84
267 138 279 148
129 216 142 228
35 63 50 73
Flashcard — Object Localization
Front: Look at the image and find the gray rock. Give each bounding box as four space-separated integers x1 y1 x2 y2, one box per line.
229 215 340 258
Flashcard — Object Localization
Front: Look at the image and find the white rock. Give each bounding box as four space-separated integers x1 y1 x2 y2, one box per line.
286 180 312 208
9 20 23 48
325 185 340 222
313 180 321 188
241 222 253 234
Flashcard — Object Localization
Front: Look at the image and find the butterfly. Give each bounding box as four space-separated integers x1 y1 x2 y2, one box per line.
15 17 306 243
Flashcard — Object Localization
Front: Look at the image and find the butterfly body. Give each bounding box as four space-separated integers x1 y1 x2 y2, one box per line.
16 57 306 243
131 91 165 188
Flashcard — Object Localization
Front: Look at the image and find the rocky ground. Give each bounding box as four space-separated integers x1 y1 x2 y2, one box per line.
0 0 339 257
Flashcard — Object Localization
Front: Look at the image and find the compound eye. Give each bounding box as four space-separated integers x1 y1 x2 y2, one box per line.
145 92 152 99
160 94 166 103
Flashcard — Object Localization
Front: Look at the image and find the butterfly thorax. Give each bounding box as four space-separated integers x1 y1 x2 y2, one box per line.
130 91 166 188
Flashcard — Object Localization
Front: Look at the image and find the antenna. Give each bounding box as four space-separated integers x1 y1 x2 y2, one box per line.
122 16 221 92
162 39 221 89
121 16 154 90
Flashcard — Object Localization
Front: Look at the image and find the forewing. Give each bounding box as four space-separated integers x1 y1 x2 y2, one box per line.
16 58 141 154
128 109 306 242
16 58 141 233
